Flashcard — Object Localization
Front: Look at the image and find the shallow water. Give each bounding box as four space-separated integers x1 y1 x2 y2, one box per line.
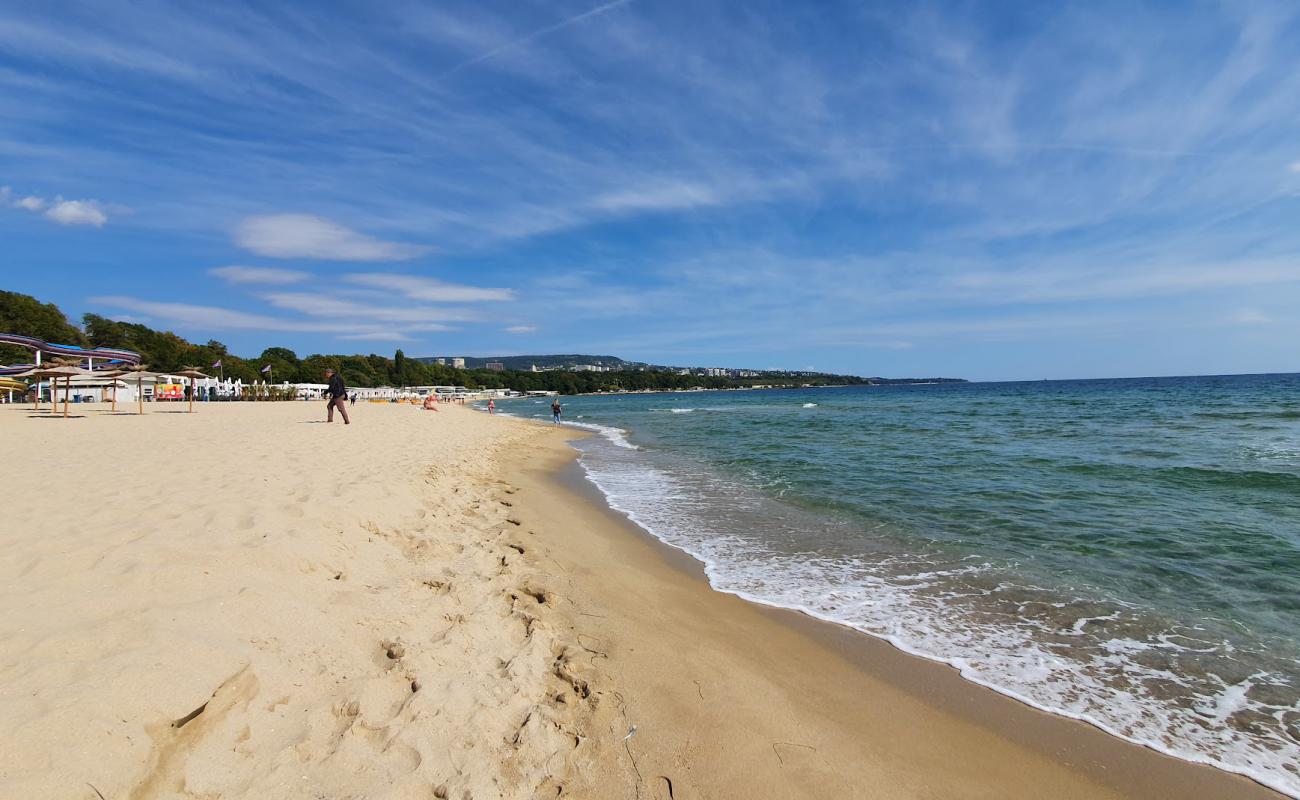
502 375 1300 796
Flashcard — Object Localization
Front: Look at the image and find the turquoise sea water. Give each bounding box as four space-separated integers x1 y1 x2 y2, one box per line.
499 375 1300 795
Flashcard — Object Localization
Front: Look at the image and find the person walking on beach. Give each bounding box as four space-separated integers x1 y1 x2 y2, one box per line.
349 392 356 407
324 368 350 425
551 398 562 424
487 399 496 414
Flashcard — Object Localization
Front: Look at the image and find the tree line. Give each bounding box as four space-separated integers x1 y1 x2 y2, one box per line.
0 290 870 395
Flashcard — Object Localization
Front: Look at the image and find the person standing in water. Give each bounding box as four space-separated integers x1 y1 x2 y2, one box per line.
323 368 350 425
551 398 562 424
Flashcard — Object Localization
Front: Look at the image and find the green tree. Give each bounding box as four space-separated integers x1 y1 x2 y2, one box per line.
393 349 407 387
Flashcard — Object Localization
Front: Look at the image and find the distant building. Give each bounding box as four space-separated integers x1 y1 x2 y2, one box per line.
434 358 446 366
530 364 540 372
486 361 505 372
451 357 466 368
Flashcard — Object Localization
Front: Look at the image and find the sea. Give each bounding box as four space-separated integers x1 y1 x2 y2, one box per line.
496 374 1300 796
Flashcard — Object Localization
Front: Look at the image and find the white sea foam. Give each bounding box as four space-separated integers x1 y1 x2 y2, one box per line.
564 420 639 450
570 436 1300 798
802 402 818 408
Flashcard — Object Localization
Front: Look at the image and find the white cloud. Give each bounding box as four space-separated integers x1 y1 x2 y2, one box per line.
505 324 537 333
91 296 335 331
591 181 721 213
234 214 427 261
91 295 453 338
209 265 310 284
44 198 107 226
344 272 515 302
1227 308 1272 325
338 331 419 341
1288 161 1300 174
2 187 106 224
260 291 481 323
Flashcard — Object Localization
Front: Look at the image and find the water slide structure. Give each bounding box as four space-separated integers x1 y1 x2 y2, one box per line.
0 333 141 375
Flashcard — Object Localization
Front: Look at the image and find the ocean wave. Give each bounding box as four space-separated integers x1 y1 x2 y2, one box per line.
564 420 639 450
570 437 1300 798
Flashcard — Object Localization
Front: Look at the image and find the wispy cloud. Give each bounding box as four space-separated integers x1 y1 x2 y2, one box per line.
260 291 480 323
504 324 537 334
209 265 310 284
1227 308 1272 326
591 181 721 213
90 296 336 332
438 0 635 78
234 214 428 261
338 330 419 341
344 273 514 302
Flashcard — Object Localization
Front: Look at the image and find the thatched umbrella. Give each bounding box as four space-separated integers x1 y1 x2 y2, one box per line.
14 362 89 417
120 365 163 415
92 369 130 412
11 366 44 411
174 367 209 413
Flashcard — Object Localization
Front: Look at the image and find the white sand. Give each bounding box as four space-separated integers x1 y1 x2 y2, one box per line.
0 402 595 798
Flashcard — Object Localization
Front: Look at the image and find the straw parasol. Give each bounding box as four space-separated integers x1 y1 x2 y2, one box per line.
173 367 209 413
14 361 89 418
91 368 128 412
120 364 164 415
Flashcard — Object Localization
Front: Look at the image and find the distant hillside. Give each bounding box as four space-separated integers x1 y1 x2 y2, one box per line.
414 354 634 370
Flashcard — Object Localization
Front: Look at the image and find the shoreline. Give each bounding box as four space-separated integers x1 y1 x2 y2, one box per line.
513 418 1284 799
0 402 1284 798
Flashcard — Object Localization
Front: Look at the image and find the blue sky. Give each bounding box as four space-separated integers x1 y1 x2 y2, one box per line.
2 0 1299 380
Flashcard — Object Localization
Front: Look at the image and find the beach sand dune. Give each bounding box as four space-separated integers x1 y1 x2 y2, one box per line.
0 403 597 799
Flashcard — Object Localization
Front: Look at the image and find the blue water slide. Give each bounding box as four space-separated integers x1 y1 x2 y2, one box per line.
0 333 142 375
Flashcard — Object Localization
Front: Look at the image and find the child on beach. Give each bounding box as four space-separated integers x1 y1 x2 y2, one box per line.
551 399 562 424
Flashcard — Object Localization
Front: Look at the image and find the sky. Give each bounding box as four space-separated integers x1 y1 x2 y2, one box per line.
1 0 1299 381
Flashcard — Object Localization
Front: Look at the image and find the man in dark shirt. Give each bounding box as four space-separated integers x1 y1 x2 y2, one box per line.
324 368 350 425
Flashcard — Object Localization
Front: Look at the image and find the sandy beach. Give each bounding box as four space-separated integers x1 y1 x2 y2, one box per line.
0 401 1282 799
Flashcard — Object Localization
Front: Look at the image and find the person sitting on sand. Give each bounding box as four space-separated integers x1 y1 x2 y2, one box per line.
423 394 439 411
551 398 562 424
323 368 350 425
